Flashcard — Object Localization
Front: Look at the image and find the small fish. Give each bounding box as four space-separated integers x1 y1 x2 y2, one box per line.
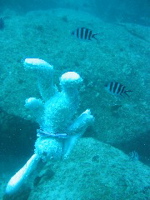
71 27 98 41
104 82 132 97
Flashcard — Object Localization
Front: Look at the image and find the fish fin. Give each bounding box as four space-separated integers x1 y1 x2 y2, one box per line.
92 33 99 41
119 93 125 98
124 90 132 97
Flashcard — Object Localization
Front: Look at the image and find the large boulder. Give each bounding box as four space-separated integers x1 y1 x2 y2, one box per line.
28 138 150 200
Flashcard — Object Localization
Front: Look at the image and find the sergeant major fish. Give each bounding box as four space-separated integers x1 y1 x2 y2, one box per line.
104 82 132 97
71 27 99 41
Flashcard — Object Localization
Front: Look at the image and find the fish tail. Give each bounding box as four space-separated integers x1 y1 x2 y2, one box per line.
92 33 99 41
124 90 133 97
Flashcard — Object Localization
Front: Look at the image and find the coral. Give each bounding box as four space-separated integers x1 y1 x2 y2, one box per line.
4 58 94 199
5 154 39 195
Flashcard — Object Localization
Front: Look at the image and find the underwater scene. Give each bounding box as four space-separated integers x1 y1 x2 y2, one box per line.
0 0 150 199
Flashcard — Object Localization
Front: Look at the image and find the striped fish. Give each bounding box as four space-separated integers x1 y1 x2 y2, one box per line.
104 82 132 97
71 27 98 41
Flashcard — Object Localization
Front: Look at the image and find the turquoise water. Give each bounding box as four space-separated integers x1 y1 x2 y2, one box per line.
0 1 150 200
0 0 150 25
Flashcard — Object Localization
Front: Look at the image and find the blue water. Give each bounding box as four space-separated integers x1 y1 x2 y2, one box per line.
0 1 150 200
0 0 150 26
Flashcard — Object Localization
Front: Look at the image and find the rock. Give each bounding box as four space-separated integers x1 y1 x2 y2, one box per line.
28 138 150 200
0 8 149 145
